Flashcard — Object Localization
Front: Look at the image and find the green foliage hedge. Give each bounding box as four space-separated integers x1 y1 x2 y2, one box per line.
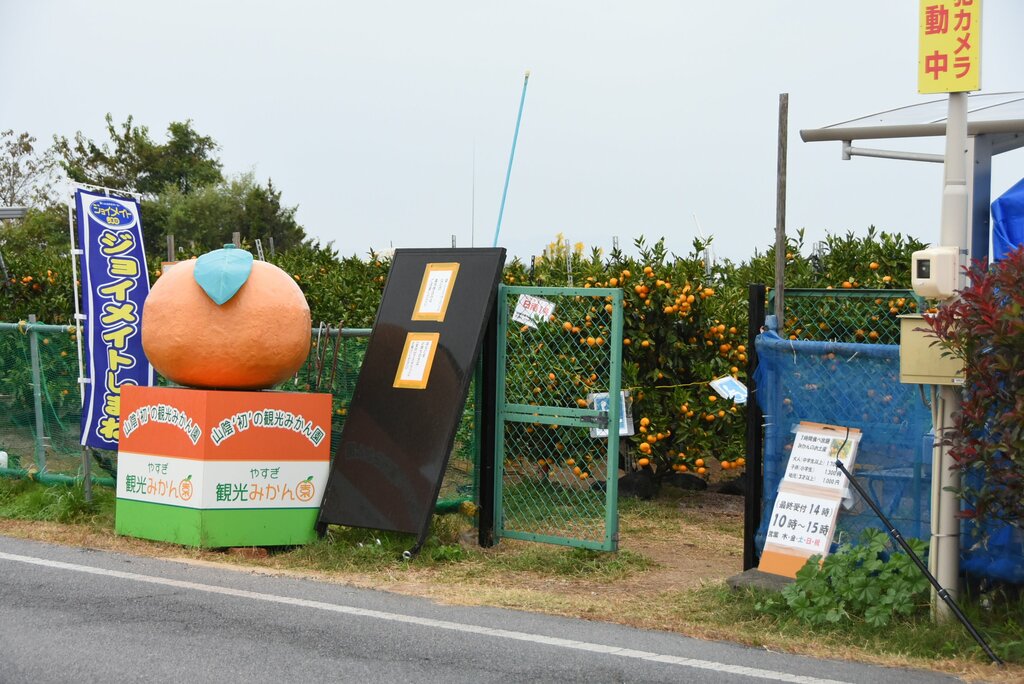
0 224 927 480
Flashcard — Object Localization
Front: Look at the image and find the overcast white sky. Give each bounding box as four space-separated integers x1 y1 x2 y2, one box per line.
2 1 1022 263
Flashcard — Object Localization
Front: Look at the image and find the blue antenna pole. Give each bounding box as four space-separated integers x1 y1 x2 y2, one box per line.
492 70 530 248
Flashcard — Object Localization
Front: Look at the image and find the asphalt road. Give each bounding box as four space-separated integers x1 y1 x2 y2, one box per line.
0 535 958 683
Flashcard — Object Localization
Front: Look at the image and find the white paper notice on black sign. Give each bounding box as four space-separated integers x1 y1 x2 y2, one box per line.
511 294 556 329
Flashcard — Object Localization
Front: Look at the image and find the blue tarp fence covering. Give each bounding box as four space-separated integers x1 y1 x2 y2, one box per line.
992 176 1024 262
755 331 1023 584
754 332 933 555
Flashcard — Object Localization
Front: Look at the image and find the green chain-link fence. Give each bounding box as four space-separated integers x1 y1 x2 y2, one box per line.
0 321 478 510
495 285 623 551
0 321 86 481
771 288 925 344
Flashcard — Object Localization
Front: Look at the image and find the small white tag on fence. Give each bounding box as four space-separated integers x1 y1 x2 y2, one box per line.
586 391 634 438
709 375 748 404
511 294 556 329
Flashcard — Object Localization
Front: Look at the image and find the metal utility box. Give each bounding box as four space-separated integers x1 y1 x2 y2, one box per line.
899 315 964 386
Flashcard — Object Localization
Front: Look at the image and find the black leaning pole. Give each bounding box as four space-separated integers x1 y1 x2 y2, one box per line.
743 284 766 570
835 459 1003 667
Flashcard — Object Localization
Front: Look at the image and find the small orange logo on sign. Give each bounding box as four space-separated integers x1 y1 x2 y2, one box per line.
179 475 194 501
296 476 316 502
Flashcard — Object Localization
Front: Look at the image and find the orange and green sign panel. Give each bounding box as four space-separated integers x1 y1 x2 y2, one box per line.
115 385 331 547
918 0 981 94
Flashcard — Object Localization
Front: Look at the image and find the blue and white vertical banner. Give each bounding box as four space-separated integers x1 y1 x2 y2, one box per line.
75 188 153 449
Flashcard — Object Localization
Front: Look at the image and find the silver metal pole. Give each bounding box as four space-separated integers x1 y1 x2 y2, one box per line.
565 244 573 287
932 91 969 620
931 385 960 619
842 142 945 164
66 190 87 407
928 386 940 581
940 93 970 251
773 93 789 328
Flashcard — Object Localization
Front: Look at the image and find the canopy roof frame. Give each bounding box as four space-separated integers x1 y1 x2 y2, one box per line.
800 91 1024 262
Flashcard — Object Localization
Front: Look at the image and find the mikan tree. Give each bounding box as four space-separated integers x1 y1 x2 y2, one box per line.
606 237 747 480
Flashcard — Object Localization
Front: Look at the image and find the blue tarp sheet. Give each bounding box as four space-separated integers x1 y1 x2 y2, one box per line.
992 177 1024 261
753 333 933 550
754 331 1023 584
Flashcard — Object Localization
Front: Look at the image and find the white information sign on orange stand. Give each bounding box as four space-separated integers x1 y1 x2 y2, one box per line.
782 426 861 497
765 491 840 555
759 421 861 578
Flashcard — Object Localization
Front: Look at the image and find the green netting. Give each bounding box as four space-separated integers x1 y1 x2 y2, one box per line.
0 322 85 476
0 322 478 509
771 289 925 344
496 286 622 550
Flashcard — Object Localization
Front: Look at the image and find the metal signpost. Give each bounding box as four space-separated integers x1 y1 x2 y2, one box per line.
916 0 982 620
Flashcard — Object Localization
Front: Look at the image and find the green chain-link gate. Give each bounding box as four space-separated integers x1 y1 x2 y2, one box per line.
494 285 623 551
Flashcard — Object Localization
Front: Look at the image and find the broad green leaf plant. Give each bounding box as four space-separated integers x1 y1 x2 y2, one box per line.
756 528 930 628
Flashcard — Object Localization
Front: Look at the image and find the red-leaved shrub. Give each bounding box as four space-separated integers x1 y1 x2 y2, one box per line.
928 246 1024 529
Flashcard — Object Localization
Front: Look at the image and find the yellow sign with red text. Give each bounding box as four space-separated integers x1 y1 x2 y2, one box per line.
918 0 981 93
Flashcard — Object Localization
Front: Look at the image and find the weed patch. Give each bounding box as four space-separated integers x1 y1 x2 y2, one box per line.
0 477 114 526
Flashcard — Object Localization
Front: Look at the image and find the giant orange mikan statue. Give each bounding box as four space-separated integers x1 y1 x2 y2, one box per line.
142 244 311 390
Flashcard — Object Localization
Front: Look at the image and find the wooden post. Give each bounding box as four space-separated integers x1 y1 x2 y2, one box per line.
166 234 175 262
232 232 241 247
774 93 789 329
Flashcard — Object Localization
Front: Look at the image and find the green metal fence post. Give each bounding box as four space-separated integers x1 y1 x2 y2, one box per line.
605 287 623 550
27 315 47 471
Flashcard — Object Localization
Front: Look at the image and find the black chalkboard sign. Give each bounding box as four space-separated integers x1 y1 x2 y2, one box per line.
318 248 505 546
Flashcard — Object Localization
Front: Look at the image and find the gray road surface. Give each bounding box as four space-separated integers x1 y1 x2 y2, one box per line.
0 535 959 683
